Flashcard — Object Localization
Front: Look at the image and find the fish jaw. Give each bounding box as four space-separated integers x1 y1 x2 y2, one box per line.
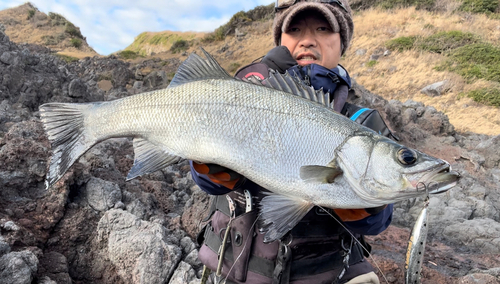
414 163 460 195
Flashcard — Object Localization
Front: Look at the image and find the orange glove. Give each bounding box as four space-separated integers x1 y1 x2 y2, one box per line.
192 162 241 189
334 206 387 222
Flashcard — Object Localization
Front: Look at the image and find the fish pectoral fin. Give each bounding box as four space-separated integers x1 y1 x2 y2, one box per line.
259 193 314 243
126 138 181 180
299 164 343 183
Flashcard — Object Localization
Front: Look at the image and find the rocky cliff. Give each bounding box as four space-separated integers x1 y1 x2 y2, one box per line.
0 2 98 58
0 24 499 284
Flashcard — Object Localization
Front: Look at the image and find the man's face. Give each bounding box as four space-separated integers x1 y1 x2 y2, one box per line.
281 10 342 70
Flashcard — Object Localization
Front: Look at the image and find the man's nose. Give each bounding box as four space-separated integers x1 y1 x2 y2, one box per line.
299 29 317 48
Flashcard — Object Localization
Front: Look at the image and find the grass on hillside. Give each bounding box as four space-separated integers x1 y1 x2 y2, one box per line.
117 50 142 60
385 30 500 106
436 43 500 83
202 3 273 43
56 54 79 63
461 88 500 107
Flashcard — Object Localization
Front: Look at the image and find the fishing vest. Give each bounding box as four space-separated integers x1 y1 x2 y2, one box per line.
197 47 395 284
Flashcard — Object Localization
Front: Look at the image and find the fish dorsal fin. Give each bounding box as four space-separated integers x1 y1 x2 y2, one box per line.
259 193 314 243
126 138 181 180
168 47 232 88
263 70 333 109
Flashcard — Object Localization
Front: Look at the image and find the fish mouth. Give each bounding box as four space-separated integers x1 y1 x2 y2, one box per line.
416 163 460 194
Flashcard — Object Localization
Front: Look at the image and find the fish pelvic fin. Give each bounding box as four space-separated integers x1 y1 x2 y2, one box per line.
259 193 314 243
126 138 181 180
168 47 232 88
39 102 98 189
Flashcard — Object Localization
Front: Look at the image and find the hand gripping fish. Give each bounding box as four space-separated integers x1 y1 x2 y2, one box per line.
39 48 460 242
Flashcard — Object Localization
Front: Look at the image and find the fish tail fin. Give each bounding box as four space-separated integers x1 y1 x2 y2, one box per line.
39 102 98 189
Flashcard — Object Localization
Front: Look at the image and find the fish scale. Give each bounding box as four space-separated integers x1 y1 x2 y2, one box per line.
39 48 459 242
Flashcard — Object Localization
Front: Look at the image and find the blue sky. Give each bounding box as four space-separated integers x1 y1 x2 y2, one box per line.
0 0 273 55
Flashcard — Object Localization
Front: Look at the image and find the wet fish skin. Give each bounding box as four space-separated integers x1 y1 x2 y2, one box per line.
39 48 459 242
405 198 429 284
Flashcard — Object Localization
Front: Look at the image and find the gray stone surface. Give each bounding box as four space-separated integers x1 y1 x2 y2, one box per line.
0 251 39 284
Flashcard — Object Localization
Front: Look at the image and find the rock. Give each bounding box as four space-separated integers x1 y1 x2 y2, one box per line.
0 51 16 65
37 276 57 284
68 78 87 98
133 80 143 89
37 251 71 284
84 177 122 212
458 273 499 283
355 49 366 56
0 250 39 284
369 54 381 61
112 66 133 88
0 236 10 257
420 80 449 97
168 261 198 284
97 209 182 283
443 218 500 253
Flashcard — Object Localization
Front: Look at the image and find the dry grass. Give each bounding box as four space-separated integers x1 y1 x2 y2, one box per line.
0 3 97 55
342 7 500 135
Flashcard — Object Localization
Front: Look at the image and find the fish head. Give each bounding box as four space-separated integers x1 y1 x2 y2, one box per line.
338 135 460 204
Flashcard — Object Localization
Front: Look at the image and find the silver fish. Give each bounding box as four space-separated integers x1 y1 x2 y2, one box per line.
405 198 429 284
39 48 459 242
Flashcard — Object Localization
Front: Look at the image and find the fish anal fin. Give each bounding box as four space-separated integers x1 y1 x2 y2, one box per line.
259 193 314 243
299 163 343 183
127 138 181 180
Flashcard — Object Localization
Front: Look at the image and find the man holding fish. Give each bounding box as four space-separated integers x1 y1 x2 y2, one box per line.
39 0 460 283
192 1 395 283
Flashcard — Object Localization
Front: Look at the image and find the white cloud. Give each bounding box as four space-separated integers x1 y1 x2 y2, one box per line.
0 0 273 55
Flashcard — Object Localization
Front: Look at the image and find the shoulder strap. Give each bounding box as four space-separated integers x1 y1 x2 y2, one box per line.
343 103 399 140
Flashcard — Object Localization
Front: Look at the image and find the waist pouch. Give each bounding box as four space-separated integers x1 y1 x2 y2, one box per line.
198 204 368 283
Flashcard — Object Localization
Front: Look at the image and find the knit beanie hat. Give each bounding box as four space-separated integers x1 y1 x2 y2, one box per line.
273 0 353 55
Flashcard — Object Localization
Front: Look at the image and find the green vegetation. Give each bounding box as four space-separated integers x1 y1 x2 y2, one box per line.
366 60 378 67
56 54 79 63
228 62 242 73
213 11 252 41
70 38 82 48
65 22 83 39
170 39 189 53
462 88 500 107
205 3 273 43
27 9 35 20
117 50 141 60
48 12 67 26
436 43 500 83
417 31 480 53
386 36 418 51
386 31 480 53
167 72 176 79
460 0 499 14
125 32 198 56
378 0 435 10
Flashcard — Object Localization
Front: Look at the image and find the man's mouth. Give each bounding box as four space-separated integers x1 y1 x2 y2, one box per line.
295 52 320 65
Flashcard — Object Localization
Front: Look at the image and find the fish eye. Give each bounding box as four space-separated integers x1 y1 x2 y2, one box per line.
397 148 417 165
